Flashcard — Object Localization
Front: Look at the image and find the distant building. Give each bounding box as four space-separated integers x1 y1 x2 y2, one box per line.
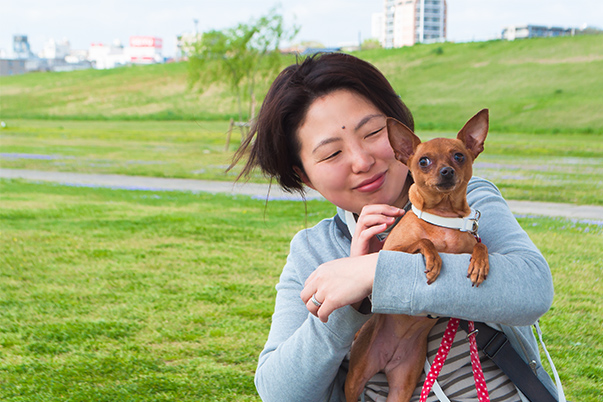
12 35 34 59
88 40 127 69
371 12 386 46
0 59 27 76
39 38 71 60
502 25 573 40
1 35 45 75
2 33 166 75
377 0 447 48
128 36 163 64
87 36 163 69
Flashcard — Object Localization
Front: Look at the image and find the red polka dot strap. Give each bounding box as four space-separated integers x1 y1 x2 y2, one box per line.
419 318 490 402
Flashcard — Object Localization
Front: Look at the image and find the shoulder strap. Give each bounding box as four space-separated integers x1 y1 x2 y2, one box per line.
459 321 559 402
535 321 566 402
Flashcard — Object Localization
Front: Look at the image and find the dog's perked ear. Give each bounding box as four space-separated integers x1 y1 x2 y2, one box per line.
457 109 489 159
386 117 422 166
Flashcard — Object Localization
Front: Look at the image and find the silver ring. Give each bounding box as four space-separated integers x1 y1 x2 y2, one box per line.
310 294 322 307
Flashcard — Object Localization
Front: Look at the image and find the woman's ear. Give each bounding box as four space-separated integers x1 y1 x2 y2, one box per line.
293 166 315 190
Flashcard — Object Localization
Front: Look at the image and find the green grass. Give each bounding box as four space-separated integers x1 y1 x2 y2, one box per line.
1 33 601 401
1 35 602 134
0 180 601 401
0 180 328 401
0 62 243 122
0 119 246 181
1 119 602 205
367 35 603 134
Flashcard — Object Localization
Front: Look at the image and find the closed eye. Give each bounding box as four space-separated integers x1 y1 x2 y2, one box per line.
364 125 386 139
320 150 341 162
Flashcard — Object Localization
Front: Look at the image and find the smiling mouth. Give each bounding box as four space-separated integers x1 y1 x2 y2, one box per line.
354 172 386 192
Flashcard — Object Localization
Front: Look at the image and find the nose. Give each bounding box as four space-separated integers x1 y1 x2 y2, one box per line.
351 146 375 174
440 166 455 180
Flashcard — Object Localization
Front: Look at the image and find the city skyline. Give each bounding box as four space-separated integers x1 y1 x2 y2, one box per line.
1 0 600 58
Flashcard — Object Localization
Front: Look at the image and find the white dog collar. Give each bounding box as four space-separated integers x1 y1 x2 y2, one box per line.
411 205 481 235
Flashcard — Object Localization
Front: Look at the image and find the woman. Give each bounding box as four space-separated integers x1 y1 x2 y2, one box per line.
233 53 558 401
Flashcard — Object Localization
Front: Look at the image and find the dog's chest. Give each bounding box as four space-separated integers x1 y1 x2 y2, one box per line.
384 213 476 254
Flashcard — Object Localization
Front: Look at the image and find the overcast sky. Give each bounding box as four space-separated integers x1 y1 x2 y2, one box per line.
1 0 601 57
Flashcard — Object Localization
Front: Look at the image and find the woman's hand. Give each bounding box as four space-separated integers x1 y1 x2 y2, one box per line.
300 254 378 322
350 205 405 257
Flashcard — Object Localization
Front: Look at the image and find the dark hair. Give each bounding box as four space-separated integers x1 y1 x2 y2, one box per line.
232 52 414 194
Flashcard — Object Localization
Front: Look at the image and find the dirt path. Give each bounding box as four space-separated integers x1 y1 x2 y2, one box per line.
2 168 602 221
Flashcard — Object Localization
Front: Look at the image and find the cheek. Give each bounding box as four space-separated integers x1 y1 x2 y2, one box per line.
305 163 347 193
376 138 398 161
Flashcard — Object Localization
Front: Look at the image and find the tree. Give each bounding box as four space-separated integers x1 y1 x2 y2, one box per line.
188 8 299 123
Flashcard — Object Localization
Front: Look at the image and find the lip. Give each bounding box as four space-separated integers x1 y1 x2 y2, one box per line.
354 172 387 193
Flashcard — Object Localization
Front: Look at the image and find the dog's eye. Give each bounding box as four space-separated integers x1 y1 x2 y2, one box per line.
454 153 465 163
419 157 431 167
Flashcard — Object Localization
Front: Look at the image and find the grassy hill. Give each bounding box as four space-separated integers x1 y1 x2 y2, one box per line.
1 35 602 134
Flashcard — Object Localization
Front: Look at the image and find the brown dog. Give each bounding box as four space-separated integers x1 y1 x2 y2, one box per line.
345 109 490 402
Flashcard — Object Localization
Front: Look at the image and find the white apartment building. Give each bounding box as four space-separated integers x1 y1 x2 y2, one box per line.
379 0 447 48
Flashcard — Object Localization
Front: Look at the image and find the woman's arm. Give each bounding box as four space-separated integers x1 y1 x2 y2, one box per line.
255 226 371 402
371 177 554 326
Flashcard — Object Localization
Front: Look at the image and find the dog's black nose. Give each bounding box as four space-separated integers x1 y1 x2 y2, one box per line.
440 167 455 179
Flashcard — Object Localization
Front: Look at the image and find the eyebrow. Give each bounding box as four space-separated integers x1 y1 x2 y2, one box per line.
312 137 342 155
311 114 385 155
355 114 385 131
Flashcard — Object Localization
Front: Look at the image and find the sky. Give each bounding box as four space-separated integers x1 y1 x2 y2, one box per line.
1 0 601 58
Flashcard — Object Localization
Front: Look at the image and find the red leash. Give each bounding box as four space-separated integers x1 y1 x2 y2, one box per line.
419 318 490 402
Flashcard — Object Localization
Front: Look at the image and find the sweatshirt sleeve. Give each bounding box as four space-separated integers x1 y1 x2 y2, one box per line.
371 177 554 326
254 225 371 402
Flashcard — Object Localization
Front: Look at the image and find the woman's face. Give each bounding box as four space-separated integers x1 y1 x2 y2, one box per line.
295 89 409 214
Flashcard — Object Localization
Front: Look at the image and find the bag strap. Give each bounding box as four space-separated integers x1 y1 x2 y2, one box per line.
459 321 558 402
535 321 566 402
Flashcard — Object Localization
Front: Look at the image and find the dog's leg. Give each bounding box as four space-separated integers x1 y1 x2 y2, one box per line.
383 343 427 402
345 317 388 402
397 239 442 285
467 242 489 286
383 317 436 402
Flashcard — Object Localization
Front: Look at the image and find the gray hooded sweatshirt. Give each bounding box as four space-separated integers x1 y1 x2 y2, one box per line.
255 177 558 401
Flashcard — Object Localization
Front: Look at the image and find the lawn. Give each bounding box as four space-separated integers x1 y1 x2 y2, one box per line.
1 35 602 135
0 180 601 401
1 119 602 205
1 33 602 401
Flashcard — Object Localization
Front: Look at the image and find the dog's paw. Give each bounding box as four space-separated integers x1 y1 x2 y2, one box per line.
425 253 442 285
467 259 489 286
468 243 489 287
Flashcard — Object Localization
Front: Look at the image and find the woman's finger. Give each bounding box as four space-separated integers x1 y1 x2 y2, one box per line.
300 281 315 304
358 204 404 218
305 292 323 317
354 214 395 232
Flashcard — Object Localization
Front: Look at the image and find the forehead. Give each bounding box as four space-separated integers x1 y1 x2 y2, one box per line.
414 138 468 158
306 90 380 123
296 89 383 149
